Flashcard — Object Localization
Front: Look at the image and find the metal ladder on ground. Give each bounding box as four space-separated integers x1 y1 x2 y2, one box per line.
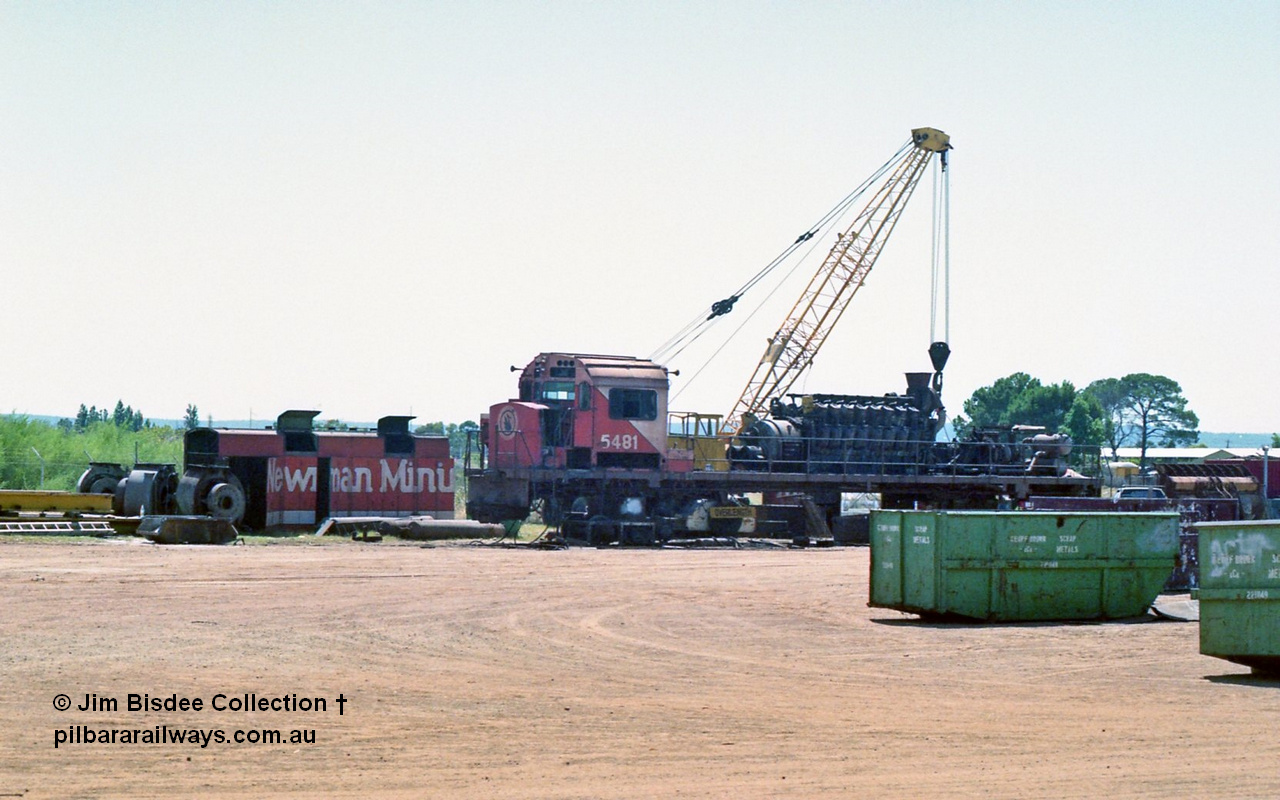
0 520 116 535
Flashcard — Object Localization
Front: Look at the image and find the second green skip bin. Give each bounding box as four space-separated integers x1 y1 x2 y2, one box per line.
869 510 1181 622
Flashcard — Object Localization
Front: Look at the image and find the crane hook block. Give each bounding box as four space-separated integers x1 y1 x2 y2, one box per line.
707 294 741 320
928 341 951 373
911 127 952 153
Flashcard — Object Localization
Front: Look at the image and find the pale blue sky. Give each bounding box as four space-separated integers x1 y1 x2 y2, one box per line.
2 1 1277 431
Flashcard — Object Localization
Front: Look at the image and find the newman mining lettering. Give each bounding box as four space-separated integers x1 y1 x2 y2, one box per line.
267 459 453 495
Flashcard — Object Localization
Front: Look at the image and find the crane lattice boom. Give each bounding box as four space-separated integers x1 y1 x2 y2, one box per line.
720 127 950 436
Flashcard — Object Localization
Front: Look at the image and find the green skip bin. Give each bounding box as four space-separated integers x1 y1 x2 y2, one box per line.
869 510 1180 622
1197 520 1280 675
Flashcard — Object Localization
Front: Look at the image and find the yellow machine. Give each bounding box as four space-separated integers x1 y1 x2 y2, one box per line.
0 490 113 515
667 412 729 472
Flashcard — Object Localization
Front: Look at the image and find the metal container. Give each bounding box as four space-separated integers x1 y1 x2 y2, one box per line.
1197 520 1280 674
869 510 1180 621
1021 495 1240 590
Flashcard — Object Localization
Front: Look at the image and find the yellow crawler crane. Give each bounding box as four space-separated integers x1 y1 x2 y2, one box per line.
720 127 951 437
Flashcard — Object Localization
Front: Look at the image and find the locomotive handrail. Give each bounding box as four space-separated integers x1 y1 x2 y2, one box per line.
727 432 1102 480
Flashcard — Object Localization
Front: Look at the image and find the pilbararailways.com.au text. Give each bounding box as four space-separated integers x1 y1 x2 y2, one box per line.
55 725 317 749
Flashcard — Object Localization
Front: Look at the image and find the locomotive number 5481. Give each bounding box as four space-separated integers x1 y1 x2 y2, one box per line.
600 434 639 450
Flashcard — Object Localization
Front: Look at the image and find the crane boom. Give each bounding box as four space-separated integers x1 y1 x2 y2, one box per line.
720 127 951 436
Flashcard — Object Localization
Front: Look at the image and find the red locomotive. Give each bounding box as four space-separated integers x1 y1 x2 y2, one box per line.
485 353 679 472
469 352 717 538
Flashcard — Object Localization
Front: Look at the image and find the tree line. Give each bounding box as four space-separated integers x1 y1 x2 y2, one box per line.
0 415 184 491
62 401 149 433
0 399 203 490
413 421 481 463
954 372 1199 465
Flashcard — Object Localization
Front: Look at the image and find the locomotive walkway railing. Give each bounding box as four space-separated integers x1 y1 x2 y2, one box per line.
715 435 1102 480
726 434 1102 477
468 428 1104 483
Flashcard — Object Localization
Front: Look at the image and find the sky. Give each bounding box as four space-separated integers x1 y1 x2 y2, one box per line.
2 1 1278 433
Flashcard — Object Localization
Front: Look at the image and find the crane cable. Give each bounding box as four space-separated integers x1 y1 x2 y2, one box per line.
929 149 950 344
668 233 826 405
665 140 918 406
649 140 915 368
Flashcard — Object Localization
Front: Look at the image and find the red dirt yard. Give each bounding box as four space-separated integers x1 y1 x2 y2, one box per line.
1 536 1277 798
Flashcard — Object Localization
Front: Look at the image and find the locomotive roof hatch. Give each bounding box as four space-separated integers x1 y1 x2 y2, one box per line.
376 415 417 456
376 415 415 437
275 409 320 453
276 410 321 432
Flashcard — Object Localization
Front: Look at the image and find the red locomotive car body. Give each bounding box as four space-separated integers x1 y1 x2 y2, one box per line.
485 353 673 471
184 411 455 529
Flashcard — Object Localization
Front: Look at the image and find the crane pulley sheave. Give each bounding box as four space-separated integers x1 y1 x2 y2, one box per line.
719 127 951 437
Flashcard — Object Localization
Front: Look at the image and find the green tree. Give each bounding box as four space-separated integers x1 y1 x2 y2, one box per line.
954 373 1080 438
414 420 481 460
184 404 200 430
1272 433 1280 448
1083 378 1132 456
1086 375 1201 462
953 372 1038 436
1006 381 1078 433
452 421 480 462
1100 373 1198 467
1061 393 1107 446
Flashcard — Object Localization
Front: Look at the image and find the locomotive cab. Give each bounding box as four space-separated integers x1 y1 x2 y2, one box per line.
488 353 670 471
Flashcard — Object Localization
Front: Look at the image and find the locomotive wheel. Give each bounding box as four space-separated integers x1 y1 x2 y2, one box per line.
176 472 209 515
205 482 246 523
85 474 123 495
586 515 617 546
77 464 126 495
177 469 246 524
117 470 158 516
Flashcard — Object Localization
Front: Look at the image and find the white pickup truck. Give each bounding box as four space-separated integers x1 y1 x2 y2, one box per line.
1113 486 1168 501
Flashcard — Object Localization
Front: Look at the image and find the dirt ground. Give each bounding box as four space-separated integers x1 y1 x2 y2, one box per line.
1 535 1277 799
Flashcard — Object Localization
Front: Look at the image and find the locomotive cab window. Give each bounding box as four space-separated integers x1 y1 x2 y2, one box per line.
539 381 575 402
608 388 657 421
